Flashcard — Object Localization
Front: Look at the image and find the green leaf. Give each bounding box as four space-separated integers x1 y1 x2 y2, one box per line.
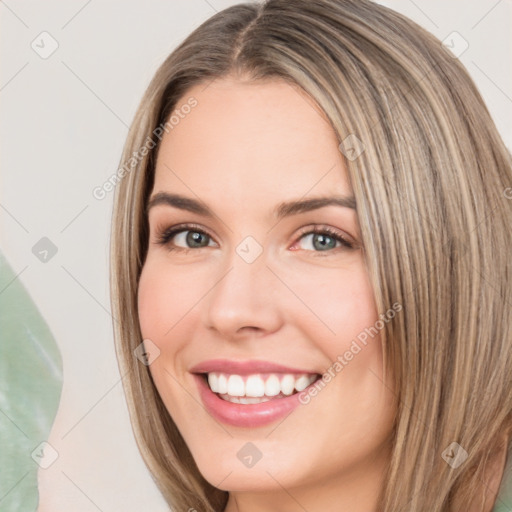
494 450 512 512
0 250 63 511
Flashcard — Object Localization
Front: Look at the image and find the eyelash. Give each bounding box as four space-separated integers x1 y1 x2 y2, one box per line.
154 223 355 254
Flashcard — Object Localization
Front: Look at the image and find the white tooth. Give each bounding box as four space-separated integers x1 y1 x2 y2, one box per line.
294 375 312 392
245 375 265 397
281 374 295 395
227 374 245 396
265 374 281 396
238 396 273 404
218 373 228 394
214 372 318 398
208 372 219 393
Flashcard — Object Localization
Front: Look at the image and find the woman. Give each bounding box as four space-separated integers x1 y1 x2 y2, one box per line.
109 0 512 510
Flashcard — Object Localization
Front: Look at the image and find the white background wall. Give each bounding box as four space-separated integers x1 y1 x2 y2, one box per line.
1 0 510 510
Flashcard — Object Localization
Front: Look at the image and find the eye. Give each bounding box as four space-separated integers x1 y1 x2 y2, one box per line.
154 223 216 252
292 226 355 253
154 223 356 254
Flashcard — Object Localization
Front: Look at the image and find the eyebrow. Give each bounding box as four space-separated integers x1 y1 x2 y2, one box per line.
146 192 356 219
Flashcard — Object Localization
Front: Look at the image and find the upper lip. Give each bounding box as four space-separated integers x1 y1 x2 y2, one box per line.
189 359 319 375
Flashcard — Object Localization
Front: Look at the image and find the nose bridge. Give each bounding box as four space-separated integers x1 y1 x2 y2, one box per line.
203 238 282 337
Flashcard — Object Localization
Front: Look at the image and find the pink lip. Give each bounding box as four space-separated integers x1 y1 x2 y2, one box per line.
189 358 317 375
193 373 308 428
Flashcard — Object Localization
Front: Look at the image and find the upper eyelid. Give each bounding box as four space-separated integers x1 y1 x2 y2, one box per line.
296 224 353 241
155 222 214 239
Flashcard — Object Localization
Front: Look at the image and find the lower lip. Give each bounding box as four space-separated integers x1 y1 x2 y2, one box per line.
193 374 307 428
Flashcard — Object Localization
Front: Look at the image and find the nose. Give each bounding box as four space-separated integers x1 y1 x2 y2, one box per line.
202 247 283 340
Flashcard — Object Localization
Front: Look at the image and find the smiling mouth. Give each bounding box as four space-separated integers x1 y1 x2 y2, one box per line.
200 372 322 404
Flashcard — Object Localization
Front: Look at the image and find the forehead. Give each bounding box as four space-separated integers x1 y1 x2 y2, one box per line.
153 77 352 207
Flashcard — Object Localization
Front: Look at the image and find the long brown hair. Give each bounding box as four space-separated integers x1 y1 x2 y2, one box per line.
109 1 512 510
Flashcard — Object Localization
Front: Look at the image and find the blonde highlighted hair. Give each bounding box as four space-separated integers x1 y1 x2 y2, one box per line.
109 1 512 510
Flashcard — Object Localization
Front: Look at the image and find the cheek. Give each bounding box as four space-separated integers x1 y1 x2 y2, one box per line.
289 259 378 352
137 258 203 341
137 261 201 417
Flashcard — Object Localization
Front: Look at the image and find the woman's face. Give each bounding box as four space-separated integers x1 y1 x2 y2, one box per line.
138 77 397 509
